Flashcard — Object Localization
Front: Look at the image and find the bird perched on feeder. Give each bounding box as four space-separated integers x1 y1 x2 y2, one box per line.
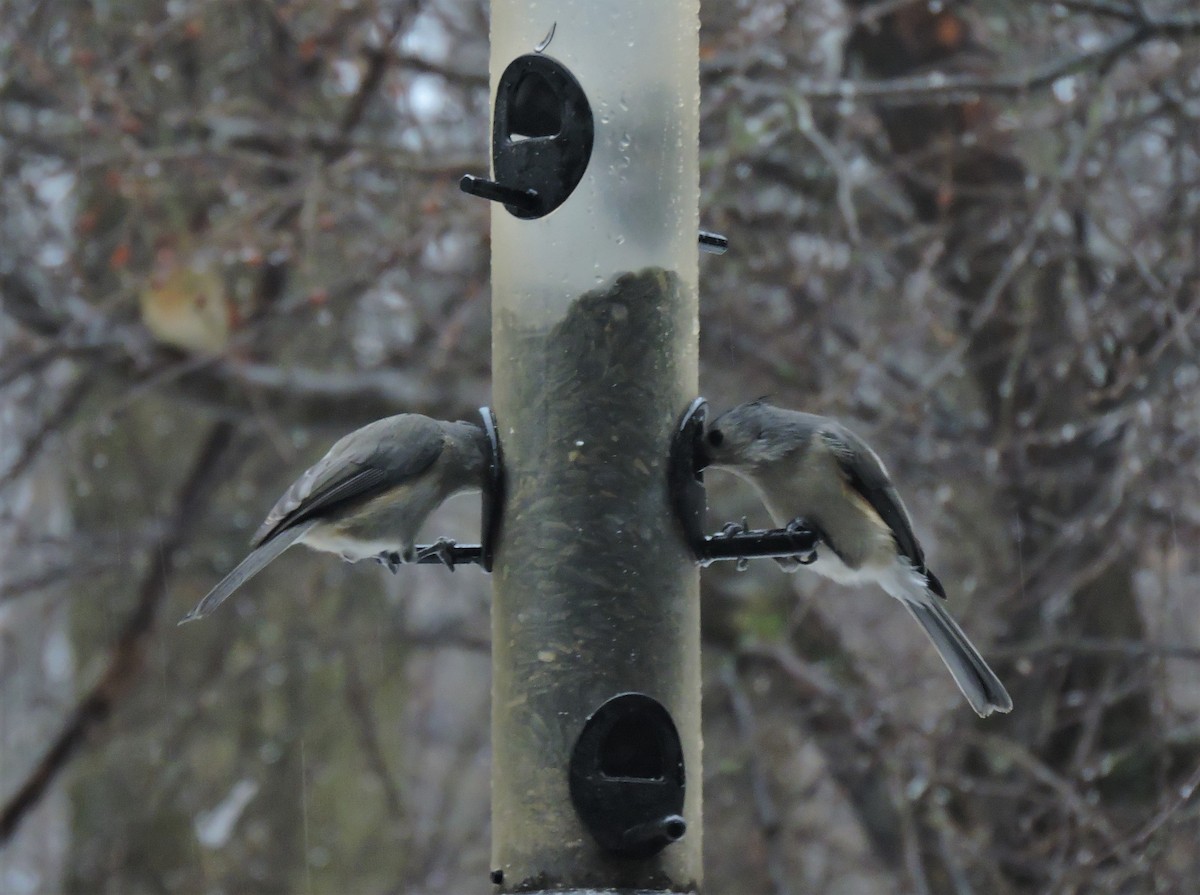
701 400 1012 717
180 413 489 624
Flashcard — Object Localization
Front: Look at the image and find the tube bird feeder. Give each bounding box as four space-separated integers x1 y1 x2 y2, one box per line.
478 2 702 891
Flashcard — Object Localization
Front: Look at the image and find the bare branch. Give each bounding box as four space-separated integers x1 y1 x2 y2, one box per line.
0 421 237 844
341 646 406 822
0 376 91 496
715 16 1198 109
1115 759 1200 854
719 663 793 895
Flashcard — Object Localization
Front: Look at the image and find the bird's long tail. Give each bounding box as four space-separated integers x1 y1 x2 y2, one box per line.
884 566 1012 717
178 520 317 624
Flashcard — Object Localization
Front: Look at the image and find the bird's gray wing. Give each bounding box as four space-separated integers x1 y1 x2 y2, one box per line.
179 519 318 624
251 415 445 546
817 423 942 594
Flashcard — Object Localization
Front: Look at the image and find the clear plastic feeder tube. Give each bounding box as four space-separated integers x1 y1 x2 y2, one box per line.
489 1 702 891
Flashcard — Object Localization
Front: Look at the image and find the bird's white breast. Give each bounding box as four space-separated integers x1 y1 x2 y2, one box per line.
299 527 403 562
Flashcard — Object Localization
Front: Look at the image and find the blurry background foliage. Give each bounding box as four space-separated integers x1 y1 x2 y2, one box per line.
2 0 1199 892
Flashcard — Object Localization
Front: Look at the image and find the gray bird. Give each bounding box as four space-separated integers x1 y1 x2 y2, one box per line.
703 401 1012 717
180 413 489 624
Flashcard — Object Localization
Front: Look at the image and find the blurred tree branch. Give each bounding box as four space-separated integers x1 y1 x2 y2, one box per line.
1 269 484 429
718 662 793 895
0 421 237 845
708 3 1199 108
841 0 1198 887
702 572 910 876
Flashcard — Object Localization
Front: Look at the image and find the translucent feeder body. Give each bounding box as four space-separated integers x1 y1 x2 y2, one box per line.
489 1 702 892
490 1 701 320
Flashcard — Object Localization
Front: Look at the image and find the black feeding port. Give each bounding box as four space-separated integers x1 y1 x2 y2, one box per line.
569 693 687 859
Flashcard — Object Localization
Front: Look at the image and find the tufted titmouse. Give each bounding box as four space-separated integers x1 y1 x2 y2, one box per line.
180 413 488 623
702 400 1012 717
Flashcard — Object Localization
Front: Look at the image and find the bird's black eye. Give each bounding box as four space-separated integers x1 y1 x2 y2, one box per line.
706 429 724 448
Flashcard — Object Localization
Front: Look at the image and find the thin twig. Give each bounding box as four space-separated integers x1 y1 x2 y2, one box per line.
719 663 792 895
0 557 118 603
995 637 1200 662
0 376 92 495
342 647 407 822
1118 759 1200 853
725 672 781 832
716 17 1197 109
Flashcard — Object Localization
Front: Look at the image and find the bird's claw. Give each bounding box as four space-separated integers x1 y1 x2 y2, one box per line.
783 517 818 567
376 551 404 574
720 517 748 538
417 538 457 571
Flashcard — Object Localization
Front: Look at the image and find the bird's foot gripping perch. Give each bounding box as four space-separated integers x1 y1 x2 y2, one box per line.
377 551 407 574
416 537 458 571
774 517 820 572
717 518 752 569
699 520 821 569
719 517 748 538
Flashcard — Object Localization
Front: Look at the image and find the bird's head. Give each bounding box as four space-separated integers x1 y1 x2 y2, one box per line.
702 399 799 471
